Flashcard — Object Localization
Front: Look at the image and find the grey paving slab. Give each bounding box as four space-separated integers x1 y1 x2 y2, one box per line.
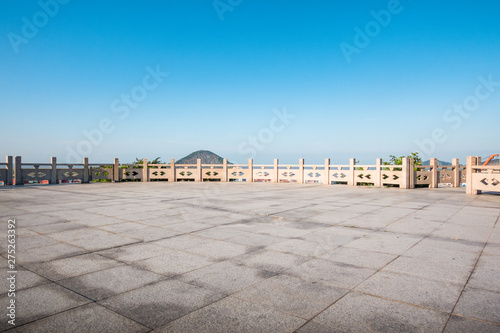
17 243 87 264
226 232 286 247
98 222 149 233
58 265 165 301
7 303 150 333
17 235 60 251
0 283 91 330
454 287 500 324
179 261 275 294
25 253 123 281
356 271 464 312
443 315 500 333
345 231 423 255
294 321 334 333
267 238 338 257
151 234 213 250
98 242 168 263
319 246 397 269
313 292 449 333
383 256 474 284
135 250 213 276
287 258 376 289
117 226 182 242
1 182 499 331
232 249 309 273
99 279 224 329
48 228 140 251
0 267 50 295
158 296 305 333
27 221 88 234
235 274 347 319
186 240 253 260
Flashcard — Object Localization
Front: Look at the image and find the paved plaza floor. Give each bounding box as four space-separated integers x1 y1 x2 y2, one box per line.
1 182 499 332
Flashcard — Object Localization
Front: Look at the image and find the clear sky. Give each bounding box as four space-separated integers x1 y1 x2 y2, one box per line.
1 0 499 164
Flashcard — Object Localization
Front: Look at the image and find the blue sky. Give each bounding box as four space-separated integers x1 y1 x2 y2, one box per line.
1 0 499 164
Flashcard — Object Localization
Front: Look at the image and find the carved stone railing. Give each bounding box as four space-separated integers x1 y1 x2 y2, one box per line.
466 156 500 195
2 156 476 192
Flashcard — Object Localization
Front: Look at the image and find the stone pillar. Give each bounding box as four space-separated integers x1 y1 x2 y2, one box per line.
375 158 382 187
409 158 415 189
83 157 89 183
452 158 460 187
324 158 330 185
113 158 119 182
6 156 13 186
15 156 23 186
142 158 148 182
401 158 410 189
196 159 202 182
222 159 228 182
466 156 479 195
430 158 438 188
349 158 356 186
248 159 253 183
273 159 279 183
299 159 304 184
50 157 57 184
170 159 176 182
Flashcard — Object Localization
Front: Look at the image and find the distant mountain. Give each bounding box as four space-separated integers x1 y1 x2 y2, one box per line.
422 160 452 166
176 150 230 164
485 158 499 166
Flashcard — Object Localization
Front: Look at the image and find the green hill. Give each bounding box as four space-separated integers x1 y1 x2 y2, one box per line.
176 150 229 164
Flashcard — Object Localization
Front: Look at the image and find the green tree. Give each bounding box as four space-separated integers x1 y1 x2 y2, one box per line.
384 152 422 166
133 157 163 164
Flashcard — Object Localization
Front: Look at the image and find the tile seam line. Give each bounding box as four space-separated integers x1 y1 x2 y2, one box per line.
441 197 499 332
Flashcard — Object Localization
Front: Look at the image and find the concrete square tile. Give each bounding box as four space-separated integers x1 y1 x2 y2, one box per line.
232 249 308 273
98 242 168 263
135 250 212 276
320 247 397 269
152 234 213 250
25 253 123 281
235 274 347 319
58 265 165 301
180 261 275 294
99 279 224 329
454 287 500 323
313 292 449 333
443 315 500 333
356 271 463 312
0 283 91 330
383 256 474 284
268 238 338 257
345 232 422 255
17 243 87 264
187 240 253 260
287 259 376 289
7 303 149 333
158 296 305 333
